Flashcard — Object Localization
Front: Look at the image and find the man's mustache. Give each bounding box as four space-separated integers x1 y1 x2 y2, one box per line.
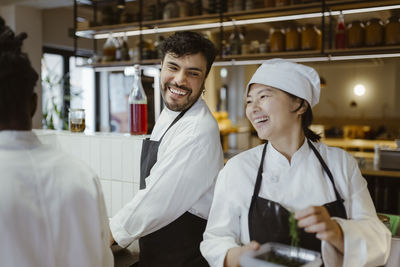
165 82 192 93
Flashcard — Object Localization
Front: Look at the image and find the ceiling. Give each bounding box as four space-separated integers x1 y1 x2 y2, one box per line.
0 0 74 9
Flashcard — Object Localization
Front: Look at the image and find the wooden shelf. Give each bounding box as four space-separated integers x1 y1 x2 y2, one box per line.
326 45 400 56
74 0 400 67
79 46 400 70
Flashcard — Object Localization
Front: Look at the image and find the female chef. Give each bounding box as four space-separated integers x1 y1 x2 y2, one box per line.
200 59 391 267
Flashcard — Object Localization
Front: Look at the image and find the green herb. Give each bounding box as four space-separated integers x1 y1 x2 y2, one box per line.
289 212 300 248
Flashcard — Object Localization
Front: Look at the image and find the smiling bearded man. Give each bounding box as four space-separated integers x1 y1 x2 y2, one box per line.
110 31 224 267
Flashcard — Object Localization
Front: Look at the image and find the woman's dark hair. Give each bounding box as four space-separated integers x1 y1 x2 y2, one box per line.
288 93 321 142
160 31 217 76
0 17 38 125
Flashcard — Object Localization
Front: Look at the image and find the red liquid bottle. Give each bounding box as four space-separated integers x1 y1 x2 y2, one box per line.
336 11 346 49
129 65 148 135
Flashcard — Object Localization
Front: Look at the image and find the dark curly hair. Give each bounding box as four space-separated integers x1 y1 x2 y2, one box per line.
160 31 216 76
0 16 38 128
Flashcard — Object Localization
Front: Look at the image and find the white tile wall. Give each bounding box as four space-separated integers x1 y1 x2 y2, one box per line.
34 130 144 217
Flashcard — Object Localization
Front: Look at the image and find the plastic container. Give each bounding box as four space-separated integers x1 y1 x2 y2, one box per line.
240 242 322 267
129 65 148 135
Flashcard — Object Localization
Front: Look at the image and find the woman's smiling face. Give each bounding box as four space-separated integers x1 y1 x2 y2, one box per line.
245 83 303 141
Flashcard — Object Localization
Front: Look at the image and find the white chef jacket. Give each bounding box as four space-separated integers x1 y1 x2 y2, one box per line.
0 131 113 267
201 140 391 267
110 98 224 247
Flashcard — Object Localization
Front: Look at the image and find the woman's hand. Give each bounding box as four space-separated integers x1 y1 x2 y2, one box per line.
224 241 260 267
295 206 344 253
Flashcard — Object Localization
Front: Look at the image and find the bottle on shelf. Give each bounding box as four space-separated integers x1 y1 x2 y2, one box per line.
115 37 122 61
335 11 346 49
229 25 244 55
129 65 148 135
121 35 130 61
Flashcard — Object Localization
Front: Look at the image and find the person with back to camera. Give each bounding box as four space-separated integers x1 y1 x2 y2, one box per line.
109 31 224 267
200 58 391 267
0 17 113 267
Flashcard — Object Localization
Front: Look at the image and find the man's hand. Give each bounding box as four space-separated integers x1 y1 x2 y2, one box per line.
295 206 344 253
109 230 115 247
224 241 260 267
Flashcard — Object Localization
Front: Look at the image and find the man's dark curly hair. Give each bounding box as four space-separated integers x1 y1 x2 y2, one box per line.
160 31 216 76
0 17 38 126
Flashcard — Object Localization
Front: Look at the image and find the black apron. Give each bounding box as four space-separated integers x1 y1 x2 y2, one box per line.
137 109 209 267
248 140 347 253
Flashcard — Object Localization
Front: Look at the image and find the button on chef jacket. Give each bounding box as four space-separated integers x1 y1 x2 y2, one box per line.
0 131 113 267
201 140 391 267
110 98 224 247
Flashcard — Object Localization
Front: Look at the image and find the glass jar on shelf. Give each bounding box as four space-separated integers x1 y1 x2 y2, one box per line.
275 0 290 7
178 0 189 18
365 18 384 46
301 24 320 50
264 0 275 7
154 35 165 59
270 27 285 52
347 20 365 48
163 1 179 20
269 28 285 52
286 25 300 51
141 39 154 60
385 15 400 45
129 41 140 62
250 40 260 53
102 33 117 62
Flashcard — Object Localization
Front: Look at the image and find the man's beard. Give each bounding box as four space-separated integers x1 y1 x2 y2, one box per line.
161 81 204 111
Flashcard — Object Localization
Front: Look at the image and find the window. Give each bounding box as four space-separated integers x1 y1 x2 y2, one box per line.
41 48 95 132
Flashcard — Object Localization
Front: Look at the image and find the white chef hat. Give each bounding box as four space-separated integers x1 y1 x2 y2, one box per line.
246 58 320 107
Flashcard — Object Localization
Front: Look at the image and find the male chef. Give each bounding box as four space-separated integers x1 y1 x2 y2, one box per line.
110 31 224 266
0 17 113 267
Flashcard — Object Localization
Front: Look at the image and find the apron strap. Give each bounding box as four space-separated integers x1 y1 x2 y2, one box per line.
307 139 343 202
251 142 268 202
158 108 189 143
